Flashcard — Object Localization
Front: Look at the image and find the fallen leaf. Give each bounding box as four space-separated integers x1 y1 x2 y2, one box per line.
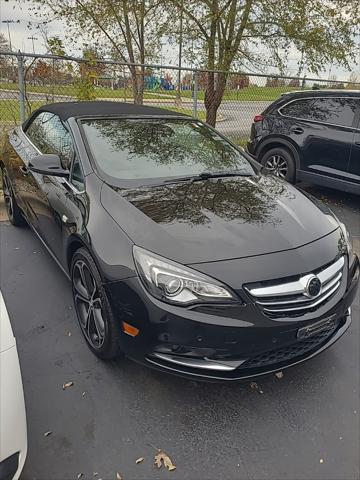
62 381 74 390
319 458 324 464
93 473 98 477
116 473 122 480
250 381 264 394
154 451 176 471
82 392 86 397
77 474 83 479
135 457 144 464
43 431 52 437
68 331 72 337
275 371 283 379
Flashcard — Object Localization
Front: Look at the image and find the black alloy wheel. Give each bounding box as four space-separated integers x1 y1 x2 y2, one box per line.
2 170 26 226
261 147 296 183
265 154 289 178
71 248 122 359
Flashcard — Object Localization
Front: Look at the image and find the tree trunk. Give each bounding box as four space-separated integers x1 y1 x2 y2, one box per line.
204 71 227 127
129 65 144 105
205 100 219 126
136 67 145 105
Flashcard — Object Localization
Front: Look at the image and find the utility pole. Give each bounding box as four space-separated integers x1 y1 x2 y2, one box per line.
2 20 20 51
27 36 37 54
176 0 184 105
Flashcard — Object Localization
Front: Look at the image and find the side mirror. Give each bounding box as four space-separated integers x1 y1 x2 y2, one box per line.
29 154 69 178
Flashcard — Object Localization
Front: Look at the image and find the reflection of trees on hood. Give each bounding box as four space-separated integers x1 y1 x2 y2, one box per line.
122 176 296 228
83 119 249 173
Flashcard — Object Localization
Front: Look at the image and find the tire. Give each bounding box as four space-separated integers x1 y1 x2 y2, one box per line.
1 169 26 227
71 247 123 360
260 147 296 183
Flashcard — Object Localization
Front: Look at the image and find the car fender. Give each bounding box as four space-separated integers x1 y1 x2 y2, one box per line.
255 136 302 170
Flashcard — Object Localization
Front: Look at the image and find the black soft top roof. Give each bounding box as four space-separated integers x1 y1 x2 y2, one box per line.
29 101 189 122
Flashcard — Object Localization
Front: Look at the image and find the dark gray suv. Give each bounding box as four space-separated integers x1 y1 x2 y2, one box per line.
247 90 360 194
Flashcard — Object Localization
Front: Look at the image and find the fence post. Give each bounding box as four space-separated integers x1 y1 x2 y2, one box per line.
193 69 198 118
17 53 26 123
301 76 306 90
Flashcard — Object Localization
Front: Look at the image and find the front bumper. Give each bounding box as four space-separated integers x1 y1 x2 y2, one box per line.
145 310 352 381
105 254 359 381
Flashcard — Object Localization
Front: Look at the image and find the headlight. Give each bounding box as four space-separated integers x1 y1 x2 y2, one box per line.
133 246 237 305
339 222 353 258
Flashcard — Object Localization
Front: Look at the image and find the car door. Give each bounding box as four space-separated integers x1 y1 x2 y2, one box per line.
21 112 74 263
347 100 360 180
279 96 357 179
61 153 89 246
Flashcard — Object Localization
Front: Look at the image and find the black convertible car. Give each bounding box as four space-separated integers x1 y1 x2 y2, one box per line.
1 101 358 381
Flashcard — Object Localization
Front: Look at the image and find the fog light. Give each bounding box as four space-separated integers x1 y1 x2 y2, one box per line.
122 321 140 337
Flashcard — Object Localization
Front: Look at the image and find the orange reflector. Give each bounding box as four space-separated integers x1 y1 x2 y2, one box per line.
122 321 140 337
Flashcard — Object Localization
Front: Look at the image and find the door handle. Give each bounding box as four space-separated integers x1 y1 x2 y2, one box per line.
19 165 29 176
291 127 304 135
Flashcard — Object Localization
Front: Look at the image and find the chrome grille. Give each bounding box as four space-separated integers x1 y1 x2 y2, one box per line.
245 256 345 318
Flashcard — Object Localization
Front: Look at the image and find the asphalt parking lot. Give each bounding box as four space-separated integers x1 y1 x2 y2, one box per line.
0 183 359 480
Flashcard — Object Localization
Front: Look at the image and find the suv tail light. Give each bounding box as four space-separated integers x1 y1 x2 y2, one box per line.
253 114 264 122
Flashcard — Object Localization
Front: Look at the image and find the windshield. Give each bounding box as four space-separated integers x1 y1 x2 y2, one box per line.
81 118 255 181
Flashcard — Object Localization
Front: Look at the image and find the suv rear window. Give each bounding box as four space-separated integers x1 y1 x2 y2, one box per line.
280 97 357 128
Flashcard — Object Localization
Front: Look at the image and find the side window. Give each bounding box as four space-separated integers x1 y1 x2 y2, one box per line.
26 112 74 167
280 97 357 128
70 154 85 191
309 98 357 127
26 112 51 150
280 99 315 119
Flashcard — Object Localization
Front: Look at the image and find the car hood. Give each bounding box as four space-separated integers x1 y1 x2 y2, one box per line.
101 174 339 265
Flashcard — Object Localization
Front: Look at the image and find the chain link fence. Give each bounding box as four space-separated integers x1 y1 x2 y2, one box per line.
1 51 359 145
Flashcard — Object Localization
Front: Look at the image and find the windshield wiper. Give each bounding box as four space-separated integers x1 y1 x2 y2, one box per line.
164 170 250 184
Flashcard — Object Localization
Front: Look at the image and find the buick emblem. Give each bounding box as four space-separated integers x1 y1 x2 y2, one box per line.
305 276 322 298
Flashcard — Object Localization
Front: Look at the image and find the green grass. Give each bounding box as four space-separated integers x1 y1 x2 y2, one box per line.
154 85 301 101
0 82 179 101
232 136 249 148
0 82 302 102
0 100 46 122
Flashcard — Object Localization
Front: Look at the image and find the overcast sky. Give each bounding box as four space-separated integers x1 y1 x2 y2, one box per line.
1 0 359 81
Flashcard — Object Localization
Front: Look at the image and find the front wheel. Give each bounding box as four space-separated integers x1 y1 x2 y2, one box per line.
71 247 123 360
2 170 26 226
260 147 296 183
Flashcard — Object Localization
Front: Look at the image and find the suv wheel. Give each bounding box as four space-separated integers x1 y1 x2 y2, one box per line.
261 147 296 183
